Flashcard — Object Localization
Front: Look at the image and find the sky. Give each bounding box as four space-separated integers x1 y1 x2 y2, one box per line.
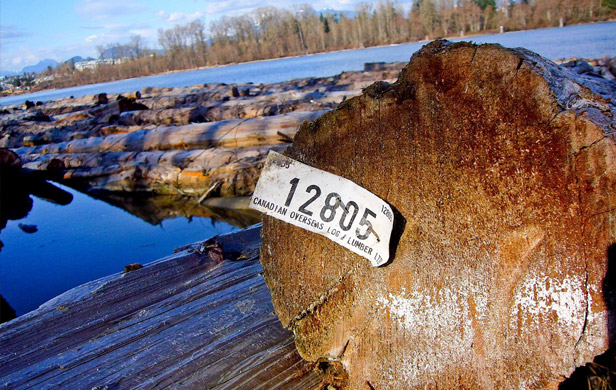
0 0 410 73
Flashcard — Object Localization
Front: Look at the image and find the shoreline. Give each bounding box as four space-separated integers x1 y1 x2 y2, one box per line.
2 20 615 102
2 37 615 389
0 62 405 316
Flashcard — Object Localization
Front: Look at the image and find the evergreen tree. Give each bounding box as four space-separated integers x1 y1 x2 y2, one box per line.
474 0 496 9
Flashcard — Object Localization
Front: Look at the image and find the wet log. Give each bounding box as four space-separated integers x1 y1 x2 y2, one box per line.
0 225 323 389
20 145 285 196
260 40 616 389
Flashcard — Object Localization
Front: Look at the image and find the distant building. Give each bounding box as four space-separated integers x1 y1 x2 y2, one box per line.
75 57 130 71
34 75 55 84
75 60 99 71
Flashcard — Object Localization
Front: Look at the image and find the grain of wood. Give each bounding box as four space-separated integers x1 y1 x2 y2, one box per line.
0 225 321 389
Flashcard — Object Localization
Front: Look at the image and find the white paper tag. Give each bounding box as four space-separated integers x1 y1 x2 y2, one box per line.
250 151 393 267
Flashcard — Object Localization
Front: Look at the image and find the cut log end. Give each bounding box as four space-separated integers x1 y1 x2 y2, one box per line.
261 40 616 389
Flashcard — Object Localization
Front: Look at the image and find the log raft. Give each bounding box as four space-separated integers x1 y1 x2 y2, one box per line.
0 225 322 389
1 64 406 199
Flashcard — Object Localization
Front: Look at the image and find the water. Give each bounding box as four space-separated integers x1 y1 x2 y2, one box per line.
1 22 614 107
0 183 240 316
1 21 615 318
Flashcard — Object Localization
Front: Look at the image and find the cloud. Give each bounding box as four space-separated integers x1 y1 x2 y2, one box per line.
156 10 204 25
204 0 262 17
85 34 100 43
78 22 156 53
2 45 48 71
81 25 105 30
128 28 157 41
11 52 38 67
204 0 236 15
82 22 151 42
75 0 146 21
1 38 111 71
202 0 362 21
0 25 31 44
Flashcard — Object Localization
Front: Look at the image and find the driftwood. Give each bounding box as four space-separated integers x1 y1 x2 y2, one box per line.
14 111 328 196
118 106 209 126
16 110 326 156
0 225 324 389
1 64 405 199
17 145 285 195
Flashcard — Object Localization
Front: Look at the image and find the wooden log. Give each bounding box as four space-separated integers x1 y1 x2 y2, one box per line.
3 63 406 197
260 41 616 389
118 106 208 126
15 110 326 156
20 145 286 195
0 225 323 389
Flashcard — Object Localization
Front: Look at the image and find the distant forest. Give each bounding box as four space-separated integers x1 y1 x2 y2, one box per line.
39 0 616 90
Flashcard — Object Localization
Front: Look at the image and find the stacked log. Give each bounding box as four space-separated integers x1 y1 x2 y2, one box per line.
1 65 405 198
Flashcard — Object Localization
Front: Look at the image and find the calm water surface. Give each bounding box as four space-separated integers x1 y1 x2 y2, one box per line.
1 22 614 107
0 184 238 316
1 22 615 318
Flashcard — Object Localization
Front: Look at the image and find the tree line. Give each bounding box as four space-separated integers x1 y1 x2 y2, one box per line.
38 0 615 91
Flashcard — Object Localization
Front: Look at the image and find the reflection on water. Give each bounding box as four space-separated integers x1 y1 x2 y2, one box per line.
0 180 260 319
1 174 73 236
90 191 261 228
0 166 77 322
1 171 75 321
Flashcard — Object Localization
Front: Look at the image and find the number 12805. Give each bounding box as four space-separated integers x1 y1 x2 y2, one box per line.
285 178 377 241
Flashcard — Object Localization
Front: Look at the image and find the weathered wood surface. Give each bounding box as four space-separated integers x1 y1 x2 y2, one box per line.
0 225 322 389
261 41 616 389
13 110 325 196
16 110 327 156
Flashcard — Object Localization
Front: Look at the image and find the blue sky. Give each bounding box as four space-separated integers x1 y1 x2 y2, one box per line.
0 0 410 72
